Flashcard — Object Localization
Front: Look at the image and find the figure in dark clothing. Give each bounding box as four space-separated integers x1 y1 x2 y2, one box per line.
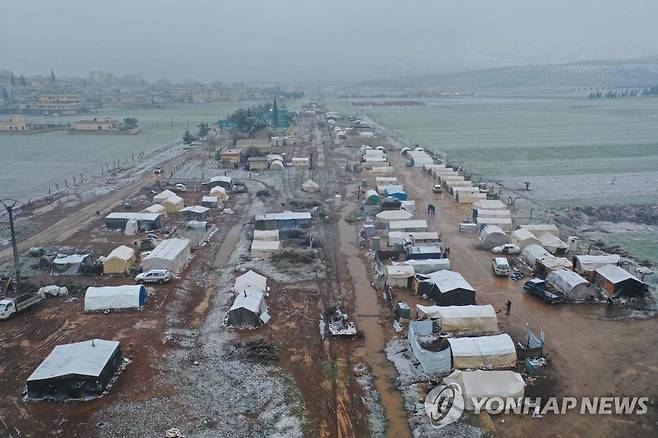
505 300 512 316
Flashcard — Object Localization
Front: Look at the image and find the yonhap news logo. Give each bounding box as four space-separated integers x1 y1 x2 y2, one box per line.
424 383 465 428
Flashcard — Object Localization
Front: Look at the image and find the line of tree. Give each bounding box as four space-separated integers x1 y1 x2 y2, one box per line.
226 103 272 133
588 86 658 99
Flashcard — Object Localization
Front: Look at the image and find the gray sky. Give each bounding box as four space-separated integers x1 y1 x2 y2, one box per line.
2 0 658 84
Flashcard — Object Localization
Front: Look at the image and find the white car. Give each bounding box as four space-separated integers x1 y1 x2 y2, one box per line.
175 183 187 192
492 257 511 277
492 244 521 255
136 269 172 284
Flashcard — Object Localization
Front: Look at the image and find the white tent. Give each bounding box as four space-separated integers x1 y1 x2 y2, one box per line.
546 268 599 301
375 210 414 223
443 370 525 410
520 224 560 238
475 209 511 218
84 285 146 311
234 270 268 293
416 304 498 334
154 189 177 203
142 238 191 274
253 229 279 241
201 196 219 208
209 186 229 201
302 179 320 193
161 195 185 213
574 254 621 275
511 228 540 249
227 290 270 326
479 225 509 249
250 240 280 259
522 244 552 266
269 159 285 170
124 219 138 235
407 320 452 374
388 220 428 232
384 264 415 288
476 216 513 233
375 176 397 184
473 200 507 210
103 245 136 274
537 233 568 254
448 334 517 369
141 204 167 215
387 231 440 246
400 258 451 274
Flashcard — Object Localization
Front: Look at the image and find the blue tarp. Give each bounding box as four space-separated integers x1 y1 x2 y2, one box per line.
385 190 408 201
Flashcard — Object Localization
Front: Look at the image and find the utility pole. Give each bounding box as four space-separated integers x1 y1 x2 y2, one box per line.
0 199 20 291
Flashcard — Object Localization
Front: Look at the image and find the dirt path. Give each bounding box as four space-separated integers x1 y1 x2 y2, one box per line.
390 153 658 436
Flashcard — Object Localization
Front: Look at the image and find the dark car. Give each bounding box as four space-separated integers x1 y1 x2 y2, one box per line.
523 278 564 304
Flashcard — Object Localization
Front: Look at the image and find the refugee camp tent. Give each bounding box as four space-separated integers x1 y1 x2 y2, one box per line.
161 195 185 213
416 304 498 334
476 216 513 233
443 370 525 410
418 270 476 306
365 166 394 175
375 177 397 184
388 220 428 232
522 244 552 267
105 212 163 231
574 254 621 276
400 200 417 213
511 228 541 249
377 184 404 195
103 245 136 274
593 265 647 297
227 290 270 326
448 334 517 369
204 176 233 192
234 270 268 293
380 196 402 210
250 240 280 259
186 220 208 230
154 189 177 203
181 205 211 221
365 190 381 205
124 219 138 235
546 268 599 301
407 320 451 374
456 192 487 204
538 233 569 254
400 147 411 156
473 208 512 219
142 238 191 274
209 186 229 201
255 211 312 230
472 200 507 210
84 285 146 311
385 190 407 201
401 258 451 274
269 159 285 170
535 256 573 277
406 245 444 260
52 254 92 275
520 224 560 238
375 210 414 223
253 230 280 241
302 179 320 193
26 339 122 400
201 196 219 208
141 204 168 215
479 225 509 249
385 265 415 288
404 232 441 245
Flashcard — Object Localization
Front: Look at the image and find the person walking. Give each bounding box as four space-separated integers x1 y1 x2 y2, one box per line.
505 300 512 316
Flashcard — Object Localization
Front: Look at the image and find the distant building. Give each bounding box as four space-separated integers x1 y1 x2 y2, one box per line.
32 95 82 114
0 115 27 131
71 116 120 131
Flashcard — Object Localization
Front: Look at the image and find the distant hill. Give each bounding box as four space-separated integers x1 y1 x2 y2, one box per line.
340 56 658 92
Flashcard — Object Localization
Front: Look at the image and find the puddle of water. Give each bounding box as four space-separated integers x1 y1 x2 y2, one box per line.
338 193 411 438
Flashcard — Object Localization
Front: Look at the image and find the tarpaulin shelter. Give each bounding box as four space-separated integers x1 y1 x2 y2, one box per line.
142 238 191 274
479 225 509 249
407 320 451 374
26 339 122 400
574 254 621 276
476 216 513 233
202 196 220 209
538 233 569 255
209 186 229 201
181 205 210 221
205 176 233 192
234 270 267 293
269 159 285 170
255 211 312 230
388 220 428 233
52 254 92 276
519 224 560 238
522 244 552 267
105 212 162 231
511 228 540 249
400 200 416 213
161 195 185 213
250 240 280 259
546 268 599 301
375 209 413 223
385 189 407 201
443 370 525 410
593 265 647 297
377 184 404 195
472 200 507 210
227 290 270 327
103 245 136 274
84 285 146 311
375 177 397 184
141 204 167 216
418 270 476 306
448 334 517 369
400 258 451 274
302 179 320 193
406 245 444 260
154 189 177 203
365 190 381 205
384 265 415 288
416 304 498 334
253 229 279 241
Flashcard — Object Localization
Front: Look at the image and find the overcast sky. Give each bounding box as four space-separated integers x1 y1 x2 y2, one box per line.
2 0 658 84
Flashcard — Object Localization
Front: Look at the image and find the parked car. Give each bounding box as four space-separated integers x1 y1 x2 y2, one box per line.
175 183 187 192
523 279 564 304
492 257 511 276
153 167 163 174
433 184 442 193
136 269 172 284
492 243 521 255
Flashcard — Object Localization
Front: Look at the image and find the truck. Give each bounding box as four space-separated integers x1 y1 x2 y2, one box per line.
0 294 43 320
523 279 564 304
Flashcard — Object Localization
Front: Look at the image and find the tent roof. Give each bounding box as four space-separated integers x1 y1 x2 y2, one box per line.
27 339 120 381
443 370 525 408
417 304 496 321
407 245 443 254
473 200 506 210
53 253 89 265
422 270 475 293
595 264 641 284
255 211 312 221
154 189 176 200
522 244 552 265
520 224 560 237
181 205 210 214
202 196 218 203
254 229 279 239
106 212 161 221
365 189 380 198
575 254 620 271
538 233 568 251
385 264 415 278
230 290 265 313
402 258 451 267
145 238 191 263
209 176 232 183
388 220 428 230
477 217 512 226
162 195 184 204
142 204 167 214
512 228 537 241
107 245 134 261
476 209 511 217
480 225 506 239
546 269 588 293
448 334 515 360
376 210 414 221
234 270 267 292
251 240 280 251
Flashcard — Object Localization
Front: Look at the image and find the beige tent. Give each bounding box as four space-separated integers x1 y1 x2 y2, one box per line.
253 229 280 241
443 370 525 410
142 204 168 216
142 238 191 274
250 240 280 259
103 245 136 274
384 265 415 288
154 189 177 203
161 195 185 213
511 228 540 249
448 334 517 369
302 179 320 193
209 186 229 201
416 304 498 334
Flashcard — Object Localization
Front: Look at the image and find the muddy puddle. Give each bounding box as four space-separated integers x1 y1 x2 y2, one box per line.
338 193 410 438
